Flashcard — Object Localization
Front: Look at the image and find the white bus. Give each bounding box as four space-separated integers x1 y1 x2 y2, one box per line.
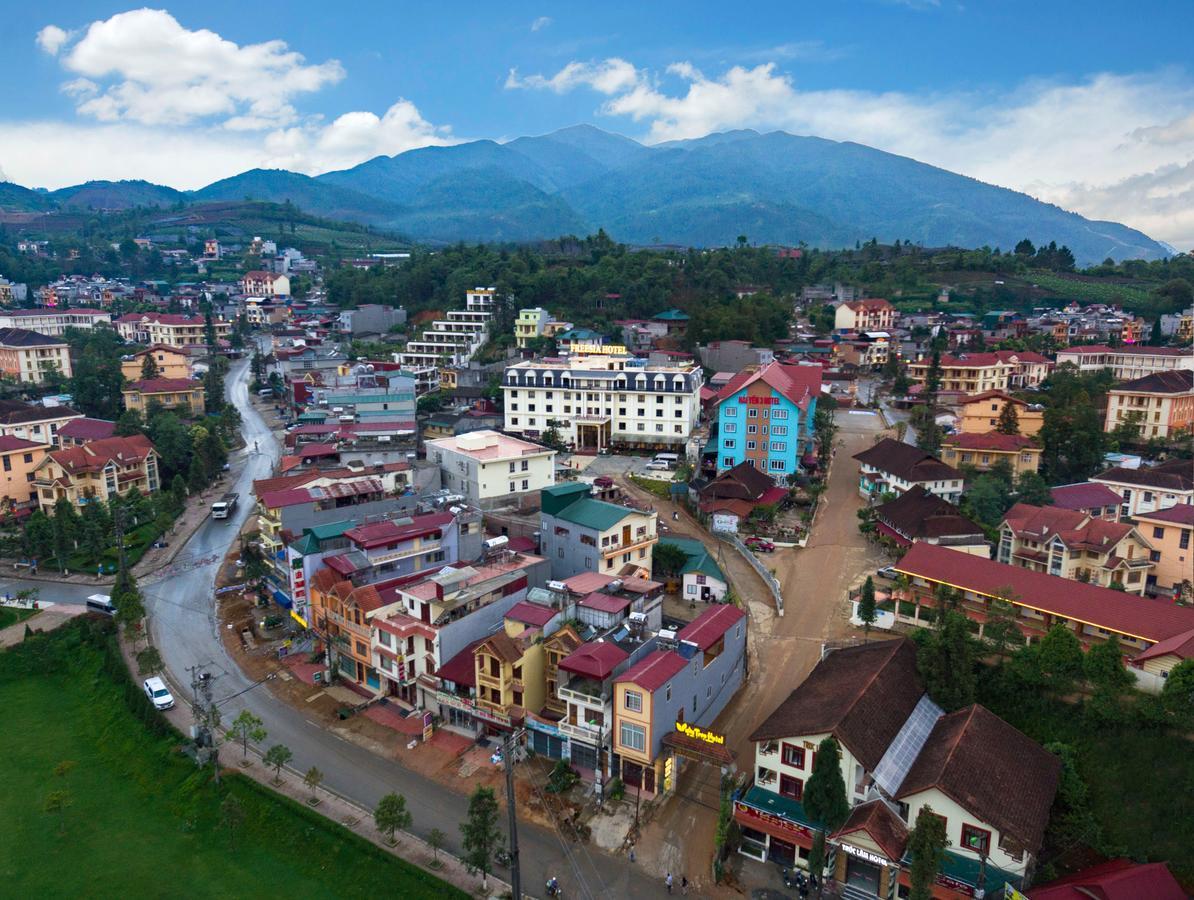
652 453 680 465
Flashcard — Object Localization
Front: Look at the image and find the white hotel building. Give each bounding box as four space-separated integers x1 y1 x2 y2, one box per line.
396 289 497 390
502 347 704 451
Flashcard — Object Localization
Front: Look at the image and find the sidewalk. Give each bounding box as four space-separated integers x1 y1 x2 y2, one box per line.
0 602 85 649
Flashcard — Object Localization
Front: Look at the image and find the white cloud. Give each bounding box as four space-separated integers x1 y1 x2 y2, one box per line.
506 58 641 95
36 25 71 55
50 8 343 128
531 16 552 32
510 57 1194 246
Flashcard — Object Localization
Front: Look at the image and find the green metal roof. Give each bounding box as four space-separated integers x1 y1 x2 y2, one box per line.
555 497 635 532
298 411 327 422
653 309 690 321
307 520 354 540
659 536 726 583
321 393 414 405
739 785 816 829
900 849 1022 894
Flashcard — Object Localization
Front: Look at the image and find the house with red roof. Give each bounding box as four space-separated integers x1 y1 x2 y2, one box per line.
32 434 160 511
956 390 1044 437
998 503 1154 594
611 603 746 798
834 298 895 333
941 430 1042 474
907 350 1051 394
55 417 116 448
714 361 823 478
1049 481 1122 520
241 270 290 298
893 542 1194 654
0 434 50 510
122 377 205 417
1131 503 1194 598
1029 858 1186 900
114 312 231 348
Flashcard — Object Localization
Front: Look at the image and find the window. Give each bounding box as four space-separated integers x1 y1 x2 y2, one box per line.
1181 530 1190 550
772 442 787 452
725 406 737 417
747 424 757 434
779 774 803 801
748 408 758 418
724 423 737 433
724 439 736 449
769 460 785 471
1154 526 1166 539
781 743 805 769
722 456 735 467
961 824 991 856
624 690 643 712
619 722 646 752
746 441 756 450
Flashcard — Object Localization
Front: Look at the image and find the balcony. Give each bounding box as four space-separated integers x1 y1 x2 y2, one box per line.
601 533 657 557
558 718 607 743
365 539 441 566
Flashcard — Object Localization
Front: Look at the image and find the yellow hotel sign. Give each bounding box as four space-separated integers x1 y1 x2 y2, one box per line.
572 342 626 356
675 722 725 745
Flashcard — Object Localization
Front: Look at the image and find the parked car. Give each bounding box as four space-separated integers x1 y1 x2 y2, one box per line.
143 676 175 711
877 566 898 580
745 537 775 552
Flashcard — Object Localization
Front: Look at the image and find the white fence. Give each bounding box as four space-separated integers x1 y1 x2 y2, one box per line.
718 533 784 616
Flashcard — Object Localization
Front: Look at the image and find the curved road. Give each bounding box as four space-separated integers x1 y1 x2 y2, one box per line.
9 354 656 900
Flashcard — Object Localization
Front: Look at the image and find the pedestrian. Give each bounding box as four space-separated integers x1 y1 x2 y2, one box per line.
681 875 688 895
628 847 636 863
666 872 673 894
672 511 679 521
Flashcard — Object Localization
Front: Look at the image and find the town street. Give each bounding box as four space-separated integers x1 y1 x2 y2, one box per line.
8 355 660 900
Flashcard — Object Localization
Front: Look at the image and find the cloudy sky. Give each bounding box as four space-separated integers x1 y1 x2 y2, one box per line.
2 1 1192 249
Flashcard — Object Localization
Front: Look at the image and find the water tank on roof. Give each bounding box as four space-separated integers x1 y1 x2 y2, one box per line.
484 536 509 552
546 581 568 593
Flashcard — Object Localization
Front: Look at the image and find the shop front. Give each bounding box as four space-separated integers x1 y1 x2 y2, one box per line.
732 785 816 867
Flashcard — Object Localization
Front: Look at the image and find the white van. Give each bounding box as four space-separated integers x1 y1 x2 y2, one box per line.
644 461 671 471
653 453 680 465
85 594 116 616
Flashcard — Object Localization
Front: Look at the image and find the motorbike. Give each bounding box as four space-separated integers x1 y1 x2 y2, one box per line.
545 878 563 897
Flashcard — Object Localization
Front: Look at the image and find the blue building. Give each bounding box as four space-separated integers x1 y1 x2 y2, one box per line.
714 362 822 478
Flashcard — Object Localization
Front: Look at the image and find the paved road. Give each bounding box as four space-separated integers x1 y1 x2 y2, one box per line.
7 353 657 900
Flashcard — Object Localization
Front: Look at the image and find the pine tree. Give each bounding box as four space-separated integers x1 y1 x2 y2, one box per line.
908 806 949 899
803 736 850 886
995 401 1020 435
140 352 161 380
857 576 877 641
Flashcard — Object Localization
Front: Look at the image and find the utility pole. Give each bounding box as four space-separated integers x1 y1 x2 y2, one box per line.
187 664 221 784
504 730 522 900
113 503 128 574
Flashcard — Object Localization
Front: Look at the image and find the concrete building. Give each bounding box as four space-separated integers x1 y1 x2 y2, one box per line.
0 308 111 336
854 439 964 504
907 351 1051 393
539 482 658 581
737 640 1060 899
612 605 746 798
56 417 116 448
0 401 84 444
1056 344 1194 381
1104 370 1194 440
1131 504 1194 598
338 304 407 338
120 345 192 382
502 347 703 452
1091 459 1193 517
114 313 231 348
241 270 290 297
656 536 730 602
0 435 50 510
698 341 775 373
32 434 160 511
834 298 896 332
398 287 496 371
426 430 555 509
956 391 1044 437
0 328 73 383
122 378 205 417
871 486 988 556
714 362 822 477
940 432 1042 475
514 307 571 349
998 503 1154 593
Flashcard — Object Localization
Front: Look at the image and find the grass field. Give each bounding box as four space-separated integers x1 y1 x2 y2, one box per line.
0 606 36 629
0 620 466 899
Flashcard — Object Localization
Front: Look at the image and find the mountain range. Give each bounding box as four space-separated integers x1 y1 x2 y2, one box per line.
0 125 1168 264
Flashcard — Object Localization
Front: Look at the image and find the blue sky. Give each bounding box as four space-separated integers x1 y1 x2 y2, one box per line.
1 2 1192 246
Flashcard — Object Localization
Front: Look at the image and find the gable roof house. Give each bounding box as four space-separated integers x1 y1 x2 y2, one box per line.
539 482 658 581
872 485 988 555
32 434 160 511
854 438 964 504
737 639 1060 898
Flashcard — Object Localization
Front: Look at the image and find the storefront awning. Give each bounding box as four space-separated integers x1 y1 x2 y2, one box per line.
662 728 735 766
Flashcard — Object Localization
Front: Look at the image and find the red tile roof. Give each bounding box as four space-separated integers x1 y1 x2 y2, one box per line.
677 604 745 650
1133 627 1194 664
559 641 629 680
46 434 155 475
894 543 1194 643
1050 482 1122 512
126 378 199 394
577 592 633 614
715 361 823 411
56 417 116 442
1030 859 1186 900
345 512 454 549
505 601 557 628
943 431 1037 452
437 640 483 687
831 799 909 863
0 435 45 453
961 390 1028 406
1062 344 1191 357
614 649 687 691
1133 503 1194 526
1002 503 1134 551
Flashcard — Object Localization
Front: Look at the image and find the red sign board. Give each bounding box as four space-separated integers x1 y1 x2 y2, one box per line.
733 800 813 845
738 395 779 405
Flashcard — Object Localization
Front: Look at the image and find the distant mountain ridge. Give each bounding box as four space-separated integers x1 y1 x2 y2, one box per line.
0 124 1169 264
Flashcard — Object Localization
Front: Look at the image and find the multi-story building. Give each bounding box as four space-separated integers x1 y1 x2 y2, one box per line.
907 350 1051 393
322 510 482 588
0 328 73 383
1049 482 1123 520
1104 370 1194 439
32 434 160 511
893 542 1194 654
56 417 116 448
871 485 988 556
304 369 418 424
1091 459 1193 517
0 435 50 511
539 482 658 581
737 640 1061 899
426 430 556 509
398 288 496 372
940 432 1042 475
338 304 407 338
834 298 895 332
0 308 111 336
241 270 290 297
854 438 964 504
114 313 231 348
698 341 776 373
612 605 746 798
122 378 206 417
998 503 1154 593
714 361 822 478
955 391 1044 437
1131 505 1194 598
1055 344 1194 381
0 401 85 444
514 307 571 349
503 347 703 452
120 345 192 381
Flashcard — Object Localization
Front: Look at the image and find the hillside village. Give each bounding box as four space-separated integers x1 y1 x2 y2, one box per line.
0 220 1190 900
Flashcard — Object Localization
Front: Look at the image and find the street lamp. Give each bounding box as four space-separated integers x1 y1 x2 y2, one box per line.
966 833 987 899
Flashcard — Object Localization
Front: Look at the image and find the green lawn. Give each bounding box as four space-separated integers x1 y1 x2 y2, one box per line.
629 474 676 499
0 606 37 629
0 620 466 899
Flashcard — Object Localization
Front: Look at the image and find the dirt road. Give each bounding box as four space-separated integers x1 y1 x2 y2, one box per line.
634 409 891 893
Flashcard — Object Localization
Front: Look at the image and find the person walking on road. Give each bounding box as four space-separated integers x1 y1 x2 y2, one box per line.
681 875 688 895
666 872 673 894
